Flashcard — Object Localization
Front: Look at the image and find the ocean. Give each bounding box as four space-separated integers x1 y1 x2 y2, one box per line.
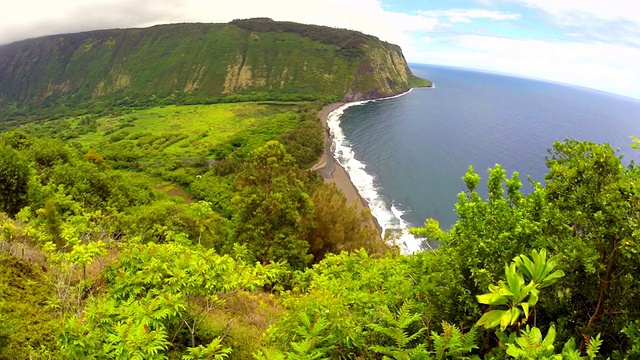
328 64 640 253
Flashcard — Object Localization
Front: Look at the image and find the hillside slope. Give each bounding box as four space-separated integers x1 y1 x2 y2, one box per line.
0 18 430 112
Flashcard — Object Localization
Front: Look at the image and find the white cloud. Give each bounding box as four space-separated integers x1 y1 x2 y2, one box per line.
508 0 640 46
510 0 640 23
412 34 640 99
0 0 183 44
417 8 521 23
0 0 438 49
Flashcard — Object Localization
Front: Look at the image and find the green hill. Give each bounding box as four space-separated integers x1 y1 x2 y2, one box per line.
0 18 430 113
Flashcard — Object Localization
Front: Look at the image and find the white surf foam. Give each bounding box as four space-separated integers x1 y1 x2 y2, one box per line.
326 90 423 254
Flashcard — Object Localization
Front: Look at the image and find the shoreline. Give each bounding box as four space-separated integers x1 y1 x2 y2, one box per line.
312 88 419 207
312 102 383 234
311 87 425 253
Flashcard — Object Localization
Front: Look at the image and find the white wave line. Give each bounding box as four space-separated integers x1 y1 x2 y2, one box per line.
327 90 423 254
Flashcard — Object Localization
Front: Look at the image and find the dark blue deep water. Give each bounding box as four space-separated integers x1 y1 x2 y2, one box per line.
332 64 640 252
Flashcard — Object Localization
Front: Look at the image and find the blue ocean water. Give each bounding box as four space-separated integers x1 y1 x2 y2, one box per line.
330 64 640 252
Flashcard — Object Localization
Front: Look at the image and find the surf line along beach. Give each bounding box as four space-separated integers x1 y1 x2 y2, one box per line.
311 102 383 233
312 103 366 204
311 90 417 243
311 89 430 253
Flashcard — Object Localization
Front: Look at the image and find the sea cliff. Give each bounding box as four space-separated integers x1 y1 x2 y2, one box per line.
0 18 430 112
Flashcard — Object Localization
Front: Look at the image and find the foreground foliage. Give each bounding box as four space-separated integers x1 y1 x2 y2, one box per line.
410 139 640 357
0 114 384 358
1 123 639 359
60 242 285 358
0 253 61 359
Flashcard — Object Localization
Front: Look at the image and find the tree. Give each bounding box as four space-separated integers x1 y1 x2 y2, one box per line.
307 183 385 262
542 140 640 344
83 150 107 169
232 141 313 269
42 198 62 243
190 172 234 218
410 139 640 356
28 138 71 169
0 145 30 217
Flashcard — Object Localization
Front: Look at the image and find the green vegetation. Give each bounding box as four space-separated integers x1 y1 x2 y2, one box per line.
72 102 304 159
0 115 386 358
0 18 428 120
0 252 61 359
10 102 324 193
0 145 30 216
0 15 634 360
232 141 314 269
1 115 639 358
230 18 377 51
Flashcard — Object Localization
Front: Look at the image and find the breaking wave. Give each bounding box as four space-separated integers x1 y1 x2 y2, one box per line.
326 90 422 253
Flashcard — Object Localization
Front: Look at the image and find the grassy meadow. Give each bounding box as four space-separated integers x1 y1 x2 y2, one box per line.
14 100 323 194
74 102 302 160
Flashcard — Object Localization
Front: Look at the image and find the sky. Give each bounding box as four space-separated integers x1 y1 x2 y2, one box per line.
1 0 640 100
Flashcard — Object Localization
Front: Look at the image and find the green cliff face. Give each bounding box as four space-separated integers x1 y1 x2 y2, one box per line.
0 18 430 110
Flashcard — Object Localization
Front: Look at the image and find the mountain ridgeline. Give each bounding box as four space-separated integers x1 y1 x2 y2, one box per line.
0 18 430 113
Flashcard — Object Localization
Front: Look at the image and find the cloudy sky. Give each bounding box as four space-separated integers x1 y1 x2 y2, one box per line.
1 0 639 100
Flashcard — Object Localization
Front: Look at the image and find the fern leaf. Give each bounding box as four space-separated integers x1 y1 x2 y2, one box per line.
586 333 602 359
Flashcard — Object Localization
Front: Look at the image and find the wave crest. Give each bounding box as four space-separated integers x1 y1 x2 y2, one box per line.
326 90 422 254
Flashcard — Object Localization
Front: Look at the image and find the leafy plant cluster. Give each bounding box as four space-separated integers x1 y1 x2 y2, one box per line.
409 139 640 357
259 248 604 359
60 242 285 359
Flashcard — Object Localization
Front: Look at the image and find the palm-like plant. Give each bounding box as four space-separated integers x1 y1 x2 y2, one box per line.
475 249 564 330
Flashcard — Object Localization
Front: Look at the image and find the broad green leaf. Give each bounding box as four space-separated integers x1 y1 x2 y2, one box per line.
542 324 556 350
475 310 507 329
520 302 530 321
530 326 542 345
527 288 539 307
506 308 521 329
505 264 525 296
539 270 565 288
476 292 509 305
